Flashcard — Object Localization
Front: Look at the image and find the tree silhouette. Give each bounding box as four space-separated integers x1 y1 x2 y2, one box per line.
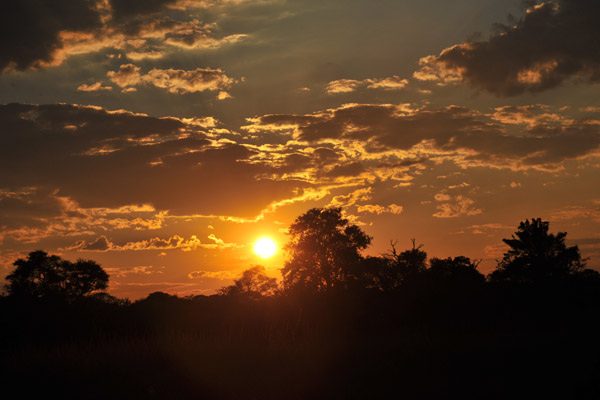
219 265 278 299
428 256 484 283
5 250 109 300
384 239 428 288
281 207 372 292
489 218 586 283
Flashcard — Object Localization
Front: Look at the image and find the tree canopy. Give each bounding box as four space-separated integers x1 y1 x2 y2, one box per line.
219 265 278 299
281 207 372 292
428 256 484 284
489 218 586 283
5 250 109 300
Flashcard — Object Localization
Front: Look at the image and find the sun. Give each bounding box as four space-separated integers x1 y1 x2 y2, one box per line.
254 237 277 258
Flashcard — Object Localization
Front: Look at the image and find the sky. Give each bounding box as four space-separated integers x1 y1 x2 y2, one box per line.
1 0 599 299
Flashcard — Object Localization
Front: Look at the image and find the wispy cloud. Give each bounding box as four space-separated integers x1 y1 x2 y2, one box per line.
326 76 408 94
77 82 113 92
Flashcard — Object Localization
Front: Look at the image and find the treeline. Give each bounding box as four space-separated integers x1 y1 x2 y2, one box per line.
3 208 598 302
221 208 598 297
1 208 600 399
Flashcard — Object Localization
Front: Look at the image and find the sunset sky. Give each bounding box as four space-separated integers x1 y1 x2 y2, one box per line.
1 0 599 299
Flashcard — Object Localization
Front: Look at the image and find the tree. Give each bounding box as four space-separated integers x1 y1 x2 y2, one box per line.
219 265 278 299
281 208 372 292
428 256 485 284
378 239 428 289
489 218 585 283
5 250 109 300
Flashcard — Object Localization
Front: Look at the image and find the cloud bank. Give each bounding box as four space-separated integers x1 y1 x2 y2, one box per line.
415 0 600 95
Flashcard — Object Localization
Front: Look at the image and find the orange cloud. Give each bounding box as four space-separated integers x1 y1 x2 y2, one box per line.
77 82 113 92
357 204 403 215
106 64 143 87
433 195 482 218
326 79 362 94
65 233 243 252
107 64 236 95
326 76 408 94
188 270 239 280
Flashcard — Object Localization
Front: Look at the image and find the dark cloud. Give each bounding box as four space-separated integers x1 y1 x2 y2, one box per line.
0 1 245 72
0 188 72 230
0 0 102 71
251 105 499 148
281 153 313 173
81 236 112 251
377 157 427 169
415 0 600 95
313 147 341 161
0 103 308 216
109 0 178 21
246 104 600 169
324 162 366 178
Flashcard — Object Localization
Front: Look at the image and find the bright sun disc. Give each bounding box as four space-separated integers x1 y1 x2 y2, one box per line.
254 237 276 258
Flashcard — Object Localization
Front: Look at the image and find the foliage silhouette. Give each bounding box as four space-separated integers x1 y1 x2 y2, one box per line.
3 215 600 399
428 256 485 283
281 207 371 292
5 250 109 300
386 239 428 287
219 265 278 299
489 218 586 283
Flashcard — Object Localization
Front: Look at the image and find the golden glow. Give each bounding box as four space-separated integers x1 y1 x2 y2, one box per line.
254 237 277 258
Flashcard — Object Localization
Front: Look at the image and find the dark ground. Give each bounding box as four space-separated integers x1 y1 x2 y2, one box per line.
2 280 600 399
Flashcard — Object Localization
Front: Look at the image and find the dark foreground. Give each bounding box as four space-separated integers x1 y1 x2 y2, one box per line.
2 280 600 400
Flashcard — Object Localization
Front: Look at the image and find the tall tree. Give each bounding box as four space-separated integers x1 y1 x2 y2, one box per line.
5 250 109 300
489 218 585 283
281 208 371 292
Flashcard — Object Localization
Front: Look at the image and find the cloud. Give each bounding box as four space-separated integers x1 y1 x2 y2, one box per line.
324 162 366 178
357 204 403 215
326 79 362 94
326 76 408 94
0 186 175 247
143 67 236 94
107 64 236 95
65 233 242 252
109 0 179 21
551 205 600 222
106 64 143 87
490 105 575 129
329 187 373 208
77 82 113 92
484 243 508 259
244 103 600 170
79 235 112 251
0 0 250 72
163 21 248 50
414 0 600 95
0 0 103 72
468 223 513 235
433 195 482 218
188 270 239 280
0 103 308 217
364 76 409 90
105 265 164 278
